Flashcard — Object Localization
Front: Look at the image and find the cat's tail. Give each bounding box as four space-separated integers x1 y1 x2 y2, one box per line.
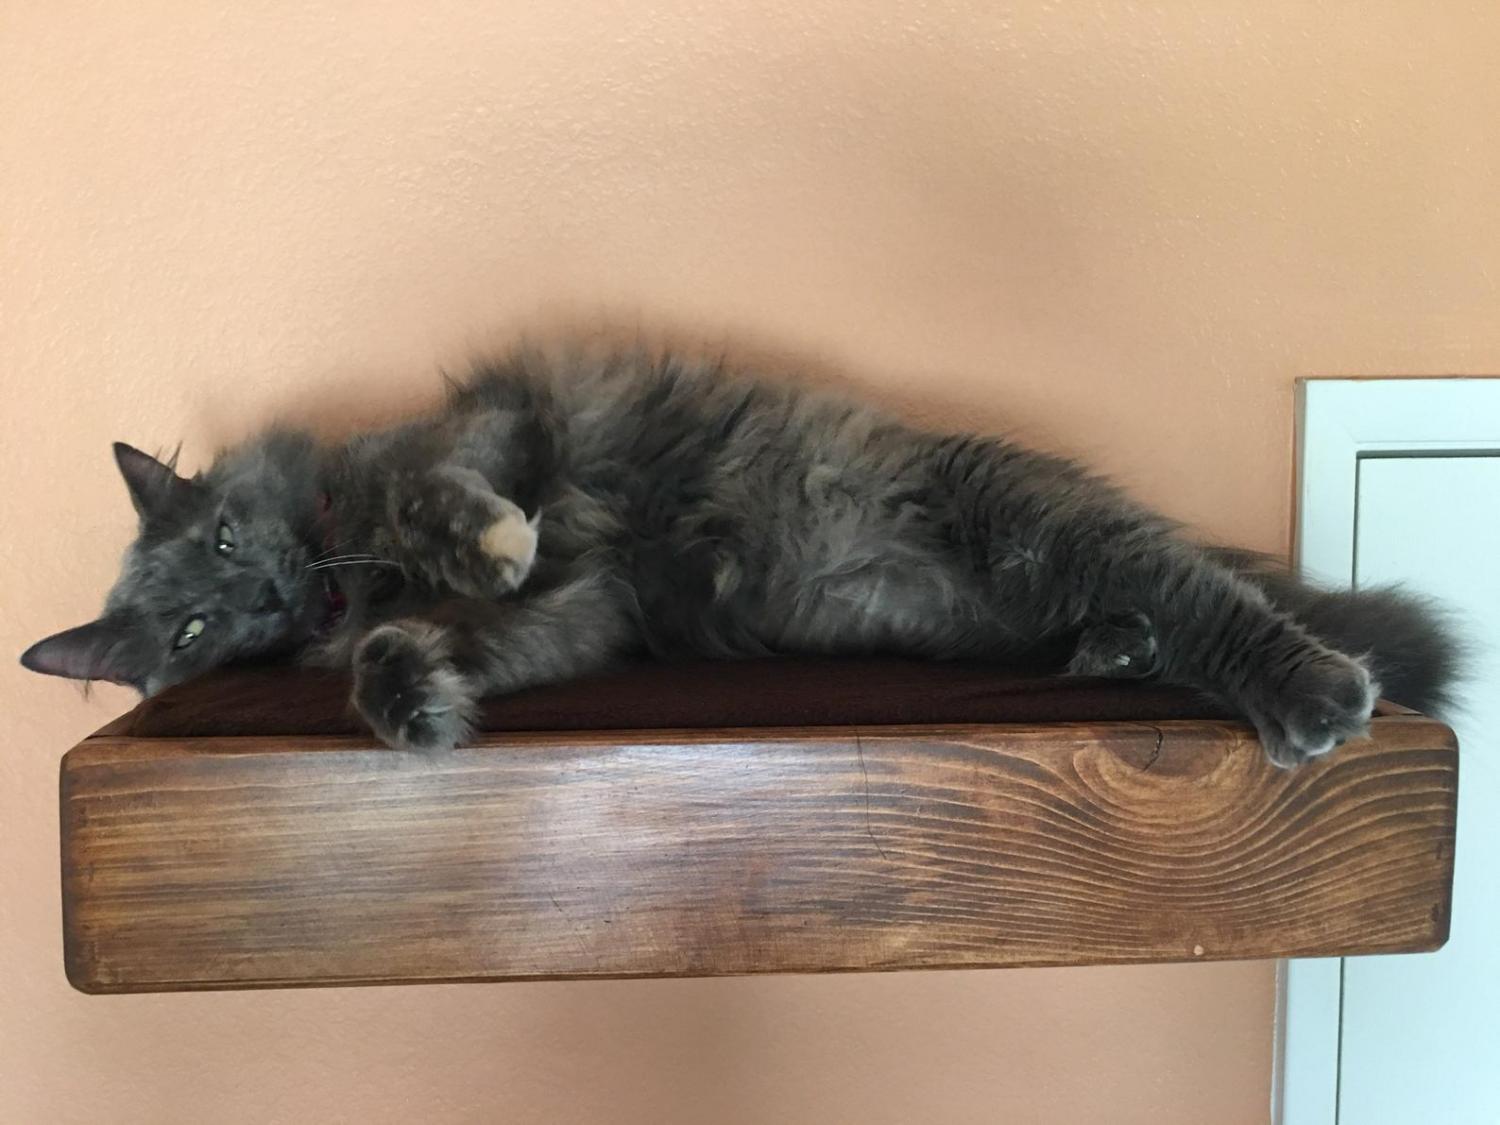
1207 547 1467 718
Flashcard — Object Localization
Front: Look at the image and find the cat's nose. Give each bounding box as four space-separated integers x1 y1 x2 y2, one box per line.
253 582 285 614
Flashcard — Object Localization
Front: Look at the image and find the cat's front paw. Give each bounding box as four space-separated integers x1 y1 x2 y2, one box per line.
474 498 540 594
1249 650 1379 768
390 468 539 599
352 622 477 752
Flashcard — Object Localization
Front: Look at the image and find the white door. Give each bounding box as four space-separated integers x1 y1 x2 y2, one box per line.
1337 457 1500 1123
1283 380 1500 1125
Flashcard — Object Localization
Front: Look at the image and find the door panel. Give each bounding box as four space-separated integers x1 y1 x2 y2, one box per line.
1337 456 1500 1123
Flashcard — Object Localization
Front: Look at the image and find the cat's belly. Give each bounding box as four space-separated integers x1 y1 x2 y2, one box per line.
760 564 1018 660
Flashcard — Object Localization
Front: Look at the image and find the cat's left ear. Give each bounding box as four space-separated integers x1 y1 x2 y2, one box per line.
113 442 197 522
19 617 147 688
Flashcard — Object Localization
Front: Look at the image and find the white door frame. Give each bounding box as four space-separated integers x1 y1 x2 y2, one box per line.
1279 376 1500 1125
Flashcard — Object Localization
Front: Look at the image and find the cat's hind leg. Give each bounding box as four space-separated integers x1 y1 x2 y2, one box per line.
924 434 1376 765
1106 549 1379 766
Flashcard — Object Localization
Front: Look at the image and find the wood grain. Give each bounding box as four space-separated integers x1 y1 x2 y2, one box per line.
61 713 1457 993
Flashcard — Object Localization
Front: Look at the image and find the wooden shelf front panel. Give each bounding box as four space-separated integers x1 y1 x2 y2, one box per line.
60 713 1457 993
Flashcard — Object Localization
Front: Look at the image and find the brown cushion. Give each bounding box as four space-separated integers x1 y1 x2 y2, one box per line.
112 657 1236 739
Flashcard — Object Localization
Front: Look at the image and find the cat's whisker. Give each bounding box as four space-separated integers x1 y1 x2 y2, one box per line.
311 537 359 564
304 553 384 569
306 557 388 569
306 559 403 572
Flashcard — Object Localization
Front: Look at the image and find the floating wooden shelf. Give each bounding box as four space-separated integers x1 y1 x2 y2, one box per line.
59 659 1458 993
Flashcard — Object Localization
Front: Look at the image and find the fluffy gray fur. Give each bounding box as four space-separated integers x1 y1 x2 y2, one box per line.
21 351 1462 767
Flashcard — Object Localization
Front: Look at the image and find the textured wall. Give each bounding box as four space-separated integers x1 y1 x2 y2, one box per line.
3 3 1498 1123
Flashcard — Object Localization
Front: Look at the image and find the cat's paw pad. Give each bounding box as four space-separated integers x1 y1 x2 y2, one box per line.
1252 651 1379 768
352 623 476 752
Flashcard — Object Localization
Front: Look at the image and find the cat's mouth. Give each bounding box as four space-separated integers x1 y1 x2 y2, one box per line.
316 573 348 635
252 582 287 616
268 572 336 643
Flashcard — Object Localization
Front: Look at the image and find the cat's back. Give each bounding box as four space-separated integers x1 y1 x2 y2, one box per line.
452 347 928 540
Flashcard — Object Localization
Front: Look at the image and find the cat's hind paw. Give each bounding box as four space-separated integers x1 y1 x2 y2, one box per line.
1248 650 1379 768
1067 612 1160 679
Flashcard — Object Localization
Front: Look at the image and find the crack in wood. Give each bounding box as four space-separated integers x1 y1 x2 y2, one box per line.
855 733 892 863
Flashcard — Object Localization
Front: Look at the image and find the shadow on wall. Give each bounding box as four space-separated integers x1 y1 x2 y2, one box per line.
214 308 1048 458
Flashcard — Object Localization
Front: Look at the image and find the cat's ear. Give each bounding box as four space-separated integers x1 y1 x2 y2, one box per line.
113 442 195 522
19 618 145 687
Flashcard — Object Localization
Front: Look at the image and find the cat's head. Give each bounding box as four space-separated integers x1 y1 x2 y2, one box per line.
20 433 327 695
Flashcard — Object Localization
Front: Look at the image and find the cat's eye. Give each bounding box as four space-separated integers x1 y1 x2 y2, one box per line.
215 522 236 555
174 616 206 650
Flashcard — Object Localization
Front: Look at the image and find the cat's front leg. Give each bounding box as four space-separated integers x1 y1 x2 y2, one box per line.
385 466 540 599
351 575 632 751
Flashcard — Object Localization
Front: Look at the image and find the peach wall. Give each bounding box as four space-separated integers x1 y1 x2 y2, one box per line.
3 4 1498 1123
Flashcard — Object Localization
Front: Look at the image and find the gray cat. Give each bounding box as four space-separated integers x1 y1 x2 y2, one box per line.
21 351 1461 766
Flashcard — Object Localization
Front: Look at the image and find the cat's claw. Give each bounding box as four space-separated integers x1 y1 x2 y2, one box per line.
352 622 477 752
1067 612 1160 679
1248 651 1379 768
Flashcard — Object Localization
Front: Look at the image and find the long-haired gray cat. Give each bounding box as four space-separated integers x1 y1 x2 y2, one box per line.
21 351 1460 767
